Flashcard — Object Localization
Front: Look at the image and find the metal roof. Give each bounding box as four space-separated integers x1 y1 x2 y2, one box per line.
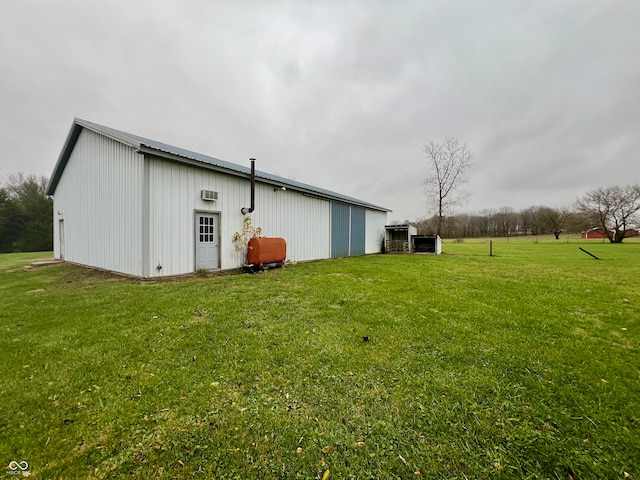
46 118 390 212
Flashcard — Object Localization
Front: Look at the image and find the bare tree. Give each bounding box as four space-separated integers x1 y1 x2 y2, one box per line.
496 206 516 237
423 137 472 236
576 184 640 243
538 206 570 239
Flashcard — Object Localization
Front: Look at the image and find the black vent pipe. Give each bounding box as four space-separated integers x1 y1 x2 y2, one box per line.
241 158 256 214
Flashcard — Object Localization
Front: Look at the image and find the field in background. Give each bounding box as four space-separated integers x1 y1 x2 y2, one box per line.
444 233 640 245
1 241 638 478
0 251 53 271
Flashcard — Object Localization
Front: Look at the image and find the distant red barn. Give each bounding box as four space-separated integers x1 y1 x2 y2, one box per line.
581 227 639 239
581 227 610 239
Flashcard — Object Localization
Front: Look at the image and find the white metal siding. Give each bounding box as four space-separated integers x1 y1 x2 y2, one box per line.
147 157 225 276
52 130 385 278
146 157 332 275
51 129 144 276
252 184 331 264
365 210 387 254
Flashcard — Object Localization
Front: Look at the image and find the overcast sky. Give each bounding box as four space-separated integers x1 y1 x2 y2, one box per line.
1 0 638 221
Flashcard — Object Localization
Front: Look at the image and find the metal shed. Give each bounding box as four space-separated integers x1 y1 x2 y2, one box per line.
46 118 390 278
384 225 442 255
412 235 442 254
385 224 417 253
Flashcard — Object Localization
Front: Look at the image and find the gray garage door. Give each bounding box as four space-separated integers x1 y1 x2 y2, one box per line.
350 207 366 255
331 202 366 258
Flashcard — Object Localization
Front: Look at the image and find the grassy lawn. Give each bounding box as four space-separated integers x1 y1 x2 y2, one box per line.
1 239 638 479
0 251 53 271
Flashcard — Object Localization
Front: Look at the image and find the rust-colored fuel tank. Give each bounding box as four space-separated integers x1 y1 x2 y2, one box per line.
247 237 286 266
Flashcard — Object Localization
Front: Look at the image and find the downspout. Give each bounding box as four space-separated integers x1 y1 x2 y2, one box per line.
241 158 256 215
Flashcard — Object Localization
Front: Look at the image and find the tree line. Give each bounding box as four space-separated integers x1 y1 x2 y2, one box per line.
423 138 640 243
1 165 638 253
0 174 53 252
410 185 640 242
409 206 578 239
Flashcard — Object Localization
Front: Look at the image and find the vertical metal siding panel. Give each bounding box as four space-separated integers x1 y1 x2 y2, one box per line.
350 207 366 255
141 157 150 276
108 131 144 276
181 167 194 271
365 210 387 253
147 157 195 277
53 129 143 276
151 161 161 274
331 202 350 258
147 160 156 274
177 163 187 271
148 159 161 276
148 159 160 275
181 164 195 272
222 173 247 270
145 161 362 274
298 195 330 260
149 159 255 275
255 185 330 264
170 162 179 274
52 197 59 258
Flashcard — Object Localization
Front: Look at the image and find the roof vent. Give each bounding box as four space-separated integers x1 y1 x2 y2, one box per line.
201 190 218 201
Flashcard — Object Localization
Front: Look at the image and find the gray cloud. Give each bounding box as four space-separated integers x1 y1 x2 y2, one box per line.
1 0 638 222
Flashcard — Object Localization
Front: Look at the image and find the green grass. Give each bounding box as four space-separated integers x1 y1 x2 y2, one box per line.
0 251 53 271
1 241 639 479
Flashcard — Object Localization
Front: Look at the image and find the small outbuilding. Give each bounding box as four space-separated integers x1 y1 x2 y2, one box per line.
46 119 390 278
581 226 639 240
581 227 610 239
384 224 441 255
412 235 442 254
385 224 417 253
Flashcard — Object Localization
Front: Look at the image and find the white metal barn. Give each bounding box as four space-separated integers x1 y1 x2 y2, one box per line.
45 119 390 278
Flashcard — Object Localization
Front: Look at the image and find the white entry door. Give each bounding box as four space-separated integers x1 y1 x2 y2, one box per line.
195 213 220 270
